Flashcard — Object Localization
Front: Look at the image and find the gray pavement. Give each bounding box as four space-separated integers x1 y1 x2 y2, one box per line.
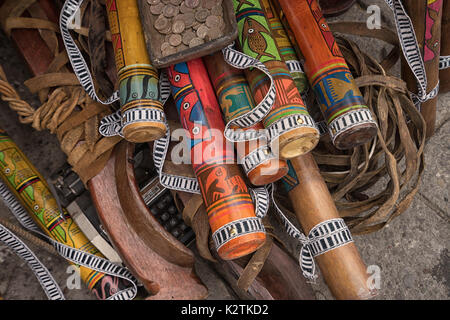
0 0 448 300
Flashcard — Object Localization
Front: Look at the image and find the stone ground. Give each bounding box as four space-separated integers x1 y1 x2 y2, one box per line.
0 0 448 300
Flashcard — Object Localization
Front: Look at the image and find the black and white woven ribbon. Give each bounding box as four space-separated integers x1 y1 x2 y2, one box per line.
440 55 450 70
0 181 138 300
385 0 440 106
60 0 119 105
221 44 276 142
0 223 65 300
268 184 353 281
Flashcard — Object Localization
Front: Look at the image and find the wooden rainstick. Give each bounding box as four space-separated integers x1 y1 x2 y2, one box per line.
439 0 449 93
0 129 129 300
401 0 443 138
204 52 289 186
167 59 266 260
276 0 378 150
89 143 208 299
233 0 319 159
105 0 167 142
318 0 356 17
281 155 377 300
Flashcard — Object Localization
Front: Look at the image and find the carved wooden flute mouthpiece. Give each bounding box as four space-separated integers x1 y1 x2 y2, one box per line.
233 0 320 159
204 51 289 186
106 0 167 143
167 59 266 260
276 0 378 150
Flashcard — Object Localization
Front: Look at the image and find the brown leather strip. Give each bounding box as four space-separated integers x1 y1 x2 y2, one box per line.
24 73 80 93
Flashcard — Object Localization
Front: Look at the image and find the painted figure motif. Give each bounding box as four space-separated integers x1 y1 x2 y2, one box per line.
106 0 167 143
204 52 288 186
276 0 378 150
233 0 319 159
0 130 125 297
167 59 266 260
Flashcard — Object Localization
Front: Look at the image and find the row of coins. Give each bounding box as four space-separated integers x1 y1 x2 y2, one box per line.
147 0 226 57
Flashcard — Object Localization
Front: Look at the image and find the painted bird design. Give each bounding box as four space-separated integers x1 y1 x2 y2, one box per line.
242 18 276 61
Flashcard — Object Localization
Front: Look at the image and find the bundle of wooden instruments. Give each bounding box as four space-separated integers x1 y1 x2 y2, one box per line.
0 0 446 300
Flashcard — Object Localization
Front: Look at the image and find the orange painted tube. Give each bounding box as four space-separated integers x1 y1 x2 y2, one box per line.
167 59 266 260
276 0 378 150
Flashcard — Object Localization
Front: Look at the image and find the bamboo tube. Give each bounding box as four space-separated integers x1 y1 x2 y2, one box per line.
401 0 443 138
276 0 378 150
167 59 266 260
233 0 320 159
439 0 449 93
281 155 377 299
105 0 167 142
204 52 289 186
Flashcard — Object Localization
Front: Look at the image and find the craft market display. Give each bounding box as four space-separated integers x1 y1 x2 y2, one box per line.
0 0 438 301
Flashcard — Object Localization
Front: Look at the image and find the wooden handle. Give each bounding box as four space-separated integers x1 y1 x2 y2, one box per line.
281 154 377 299
400 0 443 138
276 0 377 150
105 0 166 142
203 51 289 186
233 0 319 159
440 0 449 93
167 59 266 260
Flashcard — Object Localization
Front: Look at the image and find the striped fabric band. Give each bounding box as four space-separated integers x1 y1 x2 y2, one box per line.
268 184 353 281
440 55 450 70
328 109 377 143
0 223 64 300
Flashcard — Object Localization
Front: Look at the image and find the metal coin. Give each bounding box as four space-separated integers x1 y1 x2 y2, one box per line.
196 24 209 39
185 0 200 9
203 0 215 9
176 44 189 52
170 0 183 5
163 4 178 17
154 15 170 30
160 42 172 51
210 5 222 16
194 8 208 22
172 19 185 33
182 29 196 45
162 45 177 56
179 12 195 27
147 0 160 5
205 15 220 28
150 3 164 15
206 26 222 41
188 37 204 47
180 2 193 13
168 33 182 46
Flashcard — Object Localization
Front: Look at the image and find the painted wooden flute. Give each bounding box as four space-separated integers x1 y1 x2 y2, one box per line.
167 59 266 260
276 0 378 150
440 0 449 93
260 0 309 98
281 156 377 300
0 129 128 299
233 0 320 159
106 0 167 143
204 51 289 186
401 0 443 138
